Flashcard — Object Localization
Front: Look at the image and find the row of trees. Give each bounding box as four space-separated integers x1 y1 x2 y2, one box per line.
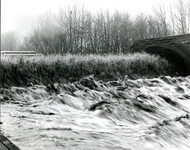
1 0 190 54
27 10 170 54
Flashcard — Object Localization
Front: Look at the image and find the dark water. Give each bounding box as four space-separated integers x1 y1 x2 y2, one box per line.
1 75 190 150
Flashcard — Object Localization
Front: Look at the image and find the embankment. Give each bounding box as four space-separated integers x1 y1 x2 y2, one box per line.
0 53 178 87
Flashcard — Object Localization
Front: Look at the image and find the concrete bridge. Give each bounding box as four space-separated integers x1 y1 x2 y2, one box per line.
131 34 190 75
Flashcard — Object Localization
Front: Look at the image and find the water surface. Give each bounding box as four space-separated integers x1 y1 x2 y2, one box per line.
1 75 190 150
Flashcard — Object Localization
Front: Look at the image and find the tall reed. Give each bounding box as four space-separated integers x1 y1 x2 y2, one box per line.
1 53 175 87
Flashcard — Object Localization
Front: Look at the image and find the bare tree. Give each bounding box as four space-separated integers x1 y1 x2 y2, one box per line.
153 4 171 36
133 14 149 40
30 11 58 54
1 31 20 51
26 3 181 55
169 0 190 34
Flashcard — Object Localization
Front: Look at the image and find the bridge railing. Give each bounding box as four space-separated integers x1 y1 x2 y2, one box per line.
1 51 42 57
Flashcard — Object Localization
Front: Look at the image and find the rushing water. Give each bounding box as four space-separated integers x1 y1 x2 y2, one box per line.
1 75 190 150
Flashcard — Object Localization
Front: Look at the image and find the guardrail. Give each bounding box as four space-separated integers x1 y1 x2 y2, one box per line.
1 51 42 57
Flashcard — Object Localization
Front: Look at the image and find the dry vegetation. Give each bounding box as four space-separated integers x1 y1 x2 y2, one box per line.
0 53 176 88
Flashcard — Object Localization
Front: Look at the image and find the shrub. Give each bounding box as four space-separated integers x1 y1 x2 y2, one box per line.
1 53 175 87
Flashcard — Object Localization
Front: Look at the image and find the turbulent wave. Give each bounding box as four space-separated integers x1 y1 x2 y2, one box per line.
1 75 190 150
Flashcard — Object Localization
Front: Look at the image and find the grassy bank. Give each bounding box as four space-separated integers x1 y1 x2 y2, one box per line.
1 53 175 87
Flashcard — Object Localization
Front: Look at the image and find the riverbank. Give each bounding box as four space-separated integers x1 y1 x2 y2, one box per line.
1 53 176 87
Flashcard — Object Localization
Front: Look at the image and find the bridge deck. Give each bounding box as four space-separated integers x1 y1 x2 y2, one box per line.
0 134 20 150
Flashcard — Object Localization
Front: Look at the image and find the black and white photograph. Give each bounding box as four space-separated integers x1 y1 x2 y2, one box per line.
1 0 190 149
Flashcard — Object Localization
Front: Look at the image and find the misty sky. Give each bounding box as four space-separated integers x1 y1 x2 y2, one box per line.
2 0 171 37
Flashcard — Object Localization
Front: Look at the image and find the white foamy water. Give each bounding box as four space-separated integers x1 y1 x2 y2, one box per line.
1 75 190 150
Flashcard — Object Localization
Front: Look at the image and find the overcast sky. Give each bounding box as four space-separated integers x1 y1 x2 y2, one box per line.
2 0 171 37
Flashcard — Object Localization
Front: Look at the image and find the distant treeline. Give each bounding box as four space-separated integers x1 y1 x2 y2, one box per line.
2 0 190 54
